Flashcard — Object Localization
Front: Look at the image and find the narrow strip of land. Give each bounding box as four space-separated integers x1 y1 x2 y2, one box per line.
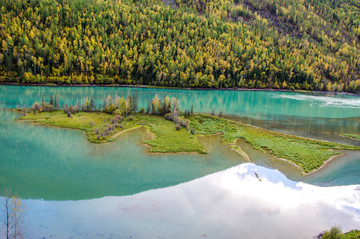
341 133 360 141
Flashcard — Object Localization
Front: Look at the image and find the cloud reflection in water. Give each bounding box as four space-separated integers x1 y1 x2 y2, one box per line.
23 163 360 239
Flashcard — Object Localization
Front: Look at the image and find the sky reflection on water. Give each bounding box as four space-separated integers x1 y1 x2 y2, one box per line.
21 164 360 239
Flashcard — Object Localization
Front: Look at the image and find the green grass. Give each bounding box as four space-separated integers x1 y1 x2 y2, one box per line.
137 115 206 153
18 111 206 153
341 133 360 141
189 114 359 173
18 111 360 173
18 110 139 143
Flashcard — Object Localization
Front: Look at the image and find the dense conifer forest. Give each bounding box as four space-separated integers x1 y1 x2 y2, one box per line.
1 0 360 92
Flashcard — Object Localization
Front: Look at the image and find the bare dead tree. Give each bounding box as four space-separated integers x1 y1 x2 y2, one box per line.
2 187 13 239
10 196 24 239
2 188 25 239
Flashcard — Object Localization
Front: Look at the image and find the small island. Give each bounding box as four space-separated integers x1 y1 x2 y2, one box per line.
16 94 360 174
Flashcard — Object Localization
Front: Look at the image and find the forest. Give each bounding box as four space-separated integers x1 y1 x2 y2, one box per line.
1 0 360 92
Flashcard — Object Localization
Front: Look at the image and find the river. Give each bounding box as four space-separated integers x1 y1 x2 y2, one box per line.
0 85 359 238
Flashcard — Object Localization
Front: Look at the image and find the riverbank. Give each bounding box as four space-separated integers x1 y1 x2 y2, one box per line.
17 110 360 174
1 81 359 96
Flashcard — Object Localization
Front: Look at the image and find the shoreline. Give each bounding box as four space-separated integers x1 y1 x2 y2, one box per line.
305 152 344 176
107 125 142 141
277 152 344 176
230 138 251 162
0 82 359 97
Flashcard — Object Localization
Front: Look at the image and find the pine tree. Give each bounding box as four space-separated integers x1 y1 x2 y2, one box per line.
90 96 95 111
54 95 58 109
50 96 54 106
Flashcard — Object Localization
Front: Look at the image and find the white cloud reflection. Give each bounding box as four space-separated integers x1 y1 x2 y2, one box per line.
23 163 360 239
277 93 360 109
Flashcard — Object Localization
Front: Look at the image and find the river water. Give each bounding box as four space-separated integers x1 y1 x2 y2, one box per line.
0 85 359 238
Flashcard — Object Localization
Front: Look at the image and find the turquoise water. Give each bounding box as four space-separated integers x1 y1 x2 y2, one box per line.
1 85 359 140
0 110 244 200
0 85 360 201
1 85 360 119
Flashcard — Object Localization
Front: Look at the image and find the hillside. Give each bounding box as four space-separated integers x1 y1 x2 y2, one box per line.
0 0 360 92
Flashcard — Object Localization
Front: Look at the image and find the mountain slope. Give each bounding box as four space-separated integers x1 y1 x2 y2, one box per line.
0 0 359 92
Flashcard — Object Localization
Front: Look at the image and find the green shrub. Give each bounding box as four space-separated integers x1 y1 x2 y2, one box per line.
319 226 342 239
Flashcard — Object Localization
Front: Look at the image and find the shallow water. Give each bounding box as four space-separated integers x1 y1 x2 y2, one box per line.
0 110 245 200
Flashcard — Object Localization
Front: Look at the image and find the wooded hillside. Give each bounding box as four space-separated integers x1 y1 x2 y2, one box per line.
1 0 360 92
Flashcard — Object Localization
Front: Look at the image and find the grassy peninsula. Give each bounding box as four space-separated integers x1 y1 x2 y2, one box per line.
19 111 206 154
17 94 360 174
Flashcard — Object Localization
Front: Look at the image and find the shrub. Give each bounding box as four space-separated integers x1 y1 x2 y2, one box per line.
164 113 173 121
113 109 122 115
42 103 53 112
116 115 124 122
180 119 190 130
31 102 41 114
68 106 73 113
66 105 79 114
127 115 134 121
318 226 342 239
105 104 117 114
172 116 180 125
